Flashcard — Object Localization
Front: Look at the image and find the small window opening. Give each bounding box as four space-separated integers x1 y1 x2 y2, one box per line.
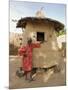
37 32 45 41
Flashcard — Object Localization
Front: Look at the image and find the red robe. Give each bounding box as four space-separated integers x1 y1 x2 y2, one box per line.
18 43 40 71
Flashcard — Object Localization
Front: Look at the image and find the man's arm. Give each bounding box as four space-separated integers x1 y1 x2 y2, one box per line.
32 41 44 48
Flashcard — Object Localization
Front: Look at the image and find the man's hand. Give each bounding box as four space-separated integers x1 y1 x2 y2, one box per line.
40 41 44 44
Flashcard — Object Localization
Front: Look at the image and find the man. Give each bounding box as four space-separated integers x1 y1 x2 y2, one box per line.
18 38 43 81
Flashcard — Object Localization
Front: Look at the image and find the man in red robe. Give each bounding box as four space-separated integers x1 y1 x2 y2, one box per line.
18 38 41 81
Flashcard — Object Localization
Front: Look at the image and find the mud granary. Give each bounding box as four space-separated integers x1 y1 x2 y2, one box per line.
16 10 64 68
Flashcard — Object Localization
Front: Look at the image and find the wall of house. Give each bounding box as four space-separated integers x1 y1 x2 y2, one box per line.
22 22 61 68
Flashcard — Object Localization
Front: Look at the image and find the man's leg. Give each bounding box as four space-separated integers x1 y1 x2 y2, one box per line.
24 71 28 80
25 71 34 81
28 71 34 81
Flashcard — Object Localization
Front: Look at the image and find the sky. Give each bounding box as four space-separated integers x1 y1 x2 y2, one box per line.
10 0 66 33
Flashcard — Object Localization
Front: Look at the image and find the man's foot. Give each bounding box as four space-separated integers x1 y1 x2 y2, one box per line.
28 78 35 82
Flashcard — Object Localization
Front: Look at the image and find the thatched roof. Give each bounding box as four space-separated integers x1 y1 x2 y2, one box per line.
16 17 64 32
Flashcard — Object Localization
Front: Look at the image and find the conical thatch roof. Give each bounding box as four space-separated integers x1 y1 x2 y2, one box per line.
16 17 64 32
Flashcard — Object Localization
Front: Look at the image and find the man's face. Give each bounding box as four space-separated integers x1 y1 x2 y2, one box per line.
28 39 32 45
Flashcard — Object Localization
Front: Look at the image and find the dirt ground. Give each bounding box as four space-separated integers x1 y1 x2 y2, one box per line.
9 56 66 89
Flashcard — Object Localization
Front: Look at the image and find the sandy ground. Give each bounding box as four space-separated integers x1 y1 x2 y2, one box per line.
9 56 66 89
